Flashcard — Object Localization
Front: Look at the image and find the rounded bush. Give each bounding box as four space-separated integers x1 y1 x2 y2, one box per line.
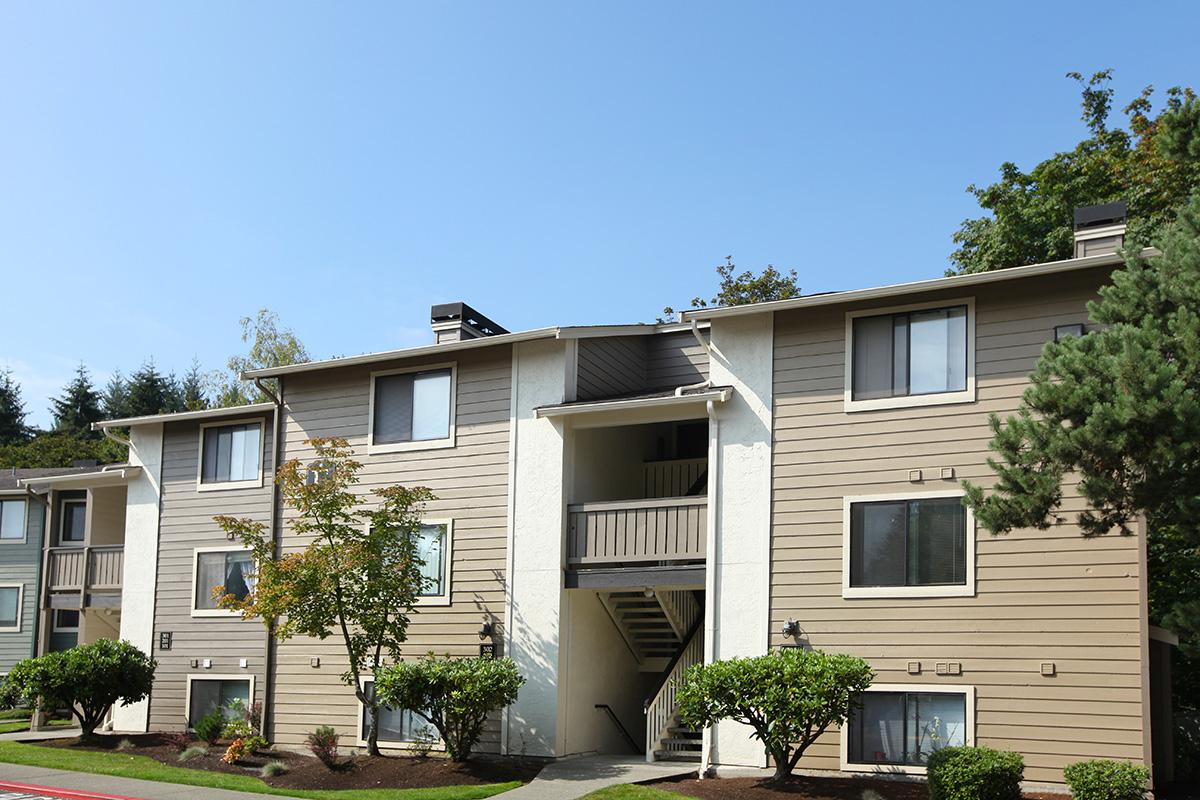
927 745 1024 800
1063 759 1149 800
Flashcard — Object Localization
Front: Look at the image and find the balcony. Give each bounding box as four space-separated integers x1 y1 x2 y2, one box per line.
567 496 706 565
47 546 124 597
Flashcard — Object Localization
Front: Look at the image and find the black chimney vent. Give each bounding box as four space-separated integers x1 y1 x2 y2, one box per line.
430 302 509 338
1073 201 1127 231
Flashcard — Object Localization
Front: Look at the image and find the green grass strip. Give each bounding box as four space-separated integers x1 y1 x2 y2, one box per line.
580 785 689 799
0 741 520 800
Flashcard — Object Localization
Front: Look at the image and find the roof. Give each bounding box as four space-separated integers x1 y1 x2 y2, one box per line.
18 465 142 490
94 402 276 430
0 466 97 493
678 249 1151 322
535 385 732 419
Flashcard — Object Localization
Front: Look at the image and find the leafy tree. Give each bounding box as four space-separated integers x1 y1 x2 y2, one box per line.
0 431 127 469
101 370 131 420
950 70 1200 275
212 309 310 407
0 368 29 445
50 363 104 438
676 648 873 780
375 655 525 762
661 256 801 321
214 437 432 756
180 359 210 411
1 639 156 739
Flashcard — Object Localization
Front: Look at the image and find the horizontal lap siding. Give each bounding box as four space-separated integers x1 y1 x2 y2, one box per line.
0 500 44 671
149 415 274 730
272 346 512 752
769 267 1145 785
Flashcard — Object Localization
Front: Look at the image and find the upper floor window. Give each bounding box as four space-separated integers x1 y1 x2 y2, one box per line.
198 420 263 490
416 522 449 601
846 299 974 411
59 499 86 545
0 584 23 632
369 364 456 453
843 493 974 598
0 499 26 542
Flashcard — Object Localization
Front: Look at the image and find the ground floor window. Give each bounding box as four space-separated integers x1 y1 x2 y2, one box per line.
846 688 969 767
188 676 253 726
359 680 435 746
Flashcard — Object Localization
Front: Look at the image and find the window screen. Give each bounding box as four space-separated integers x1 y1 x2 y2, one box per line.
0 500 26 540
373 369 452 445
852 306 967 400
848 692 967 765
850 498 966 588
201 423 262 484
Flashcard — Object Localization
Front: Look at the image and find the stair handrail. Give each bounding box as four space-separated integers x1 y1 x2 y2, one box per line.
595 704 643 755
643 615 703 763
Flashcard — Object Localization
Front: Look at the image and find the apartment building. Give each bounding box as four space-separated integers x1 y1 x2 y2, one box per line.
17 207 1171 788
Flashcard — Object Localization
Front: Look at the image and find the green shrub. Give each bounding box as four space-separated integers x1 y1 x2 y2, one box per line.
261 760 288 777
927 746 1024 800
1063 759 1149 800
675 648 874 780
115 738 134 752
374 655 525 762
193 708 226 745
178 745 208 762
306 725 339 768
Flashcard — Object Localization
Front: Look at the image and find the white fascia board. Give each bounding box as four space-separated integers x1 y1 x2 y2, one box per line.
534 388 731 419
94 403 276 430
18 466 142 489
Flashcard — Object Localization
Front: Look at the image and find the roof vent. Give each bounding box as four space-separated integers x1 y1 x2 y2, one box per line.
1073 201 1127 258
430 302 509 344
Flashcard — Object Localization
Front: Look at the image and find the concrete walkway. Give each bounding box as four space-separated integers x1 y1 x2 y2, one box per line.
0 765 301 800
0 729 81 743
503 754 696 800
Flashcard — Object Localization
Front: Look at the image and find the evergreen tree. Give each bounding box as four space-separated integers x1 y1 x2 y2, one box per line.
125 361 177 417
180 359 209 411
102 370 131 420
50 363 103 438
0 368 29 445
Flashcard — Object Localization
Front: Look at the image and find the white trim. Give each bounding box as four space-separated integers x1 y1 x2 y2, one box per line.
0 498 27 545
535 387 731 418
840 683 976 775
184 674 255 727
52 607 80 633
195 418 266 492
0 583 24 633
94 403 275 430
1073 222 1126 243
356 676 442 750
843 297 976 413
842 490 976 599
18 466 141 490
361 518 454 606
191 545 255 618
58 498 87 546
367 362 458 455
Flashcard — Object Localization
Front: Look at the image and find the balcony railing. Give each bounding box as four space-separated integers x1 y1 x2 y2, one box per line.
47 546 124 594
567 497 706 565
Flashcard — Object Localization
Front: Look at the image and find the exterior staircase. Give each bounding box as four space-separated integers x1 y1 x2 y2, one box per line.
654 716 703 762
598 589 699 669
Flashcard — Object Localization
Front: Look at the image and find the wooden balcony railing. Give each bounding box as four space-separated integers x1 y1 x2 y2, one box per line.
567 497 706 565
47 546 124 594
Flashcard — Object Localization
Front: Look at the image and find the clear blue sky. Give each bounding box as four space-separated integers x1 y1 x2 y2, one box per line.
3 2 1196 428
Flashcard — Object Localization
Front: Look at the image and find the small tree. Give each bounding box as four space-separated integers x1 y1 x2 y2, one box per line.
374 655 524 762
661 256 801 320
212 309 310 407
215 437 432 756
1 639 156 739
676 648 873 781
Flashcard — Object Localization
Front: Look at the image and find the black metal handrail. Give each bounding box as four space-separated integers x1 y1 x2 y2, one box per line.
595 704 643 754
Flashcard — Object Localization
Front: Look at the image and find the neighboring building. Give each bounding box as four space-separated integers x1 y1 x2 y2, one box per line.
47 212 1172 789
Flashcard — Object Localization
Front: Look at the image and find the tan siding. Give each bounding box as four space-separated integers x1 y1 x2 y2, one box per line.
645 330 708 389
271 346 512 752
149 414 273 730
576 337 646 400
769 266 1145 785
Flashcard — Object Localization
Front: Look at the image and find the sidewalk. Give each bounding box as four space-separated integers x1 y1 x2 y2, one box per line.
0 765 303 800
503 754 695 800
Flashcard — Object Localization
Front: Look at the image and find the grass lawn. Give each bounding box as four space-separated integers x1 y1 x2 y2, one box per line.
0 742 520 800
582 786 688 799
0 718 75 735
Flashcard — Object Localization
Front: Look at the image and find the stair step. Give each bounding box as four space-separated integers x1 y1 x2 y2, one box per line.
661 738 702 747
654 751 702 762
667 728 701 738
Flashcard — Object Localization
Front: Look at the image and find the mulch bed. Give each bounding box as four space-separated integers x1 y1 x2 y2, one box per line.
37 733 543 791
645 774 1065 799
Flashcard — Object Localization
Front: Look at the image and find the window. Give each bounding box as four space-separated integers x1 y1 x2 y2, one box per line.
53 609 80 632
369 365 455 452
59 500 86 544
0 585 22 632
193 549 256 615
359 680 435 746
843 493 973 598
846 299 974 411
416 523 448 599
187 676 252 726
198 420 263 489
0 499 26 542
845 688 971 770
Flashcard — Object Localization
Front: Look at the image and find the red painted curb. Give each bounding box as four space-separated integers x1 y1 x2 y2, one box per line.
0 781 143 800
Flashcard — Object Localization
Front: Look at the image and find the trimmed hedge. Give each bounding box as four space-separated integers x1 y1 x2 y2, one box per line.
927 746 1024 800
1063 759 1149 800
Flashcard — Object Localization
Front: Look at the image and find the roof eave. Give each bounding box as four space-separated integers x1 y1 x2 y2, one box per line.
534 387 732 419
93 402 277 430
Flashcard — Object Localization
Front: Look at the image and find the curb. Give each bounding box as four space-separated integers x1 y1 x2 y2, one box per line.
0 782 142 800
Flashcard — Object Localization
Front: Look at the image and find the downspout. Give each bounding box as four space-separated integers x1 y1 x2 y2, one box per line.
700 396 719 778
99 425 132 450
252 374 283 740
673 320 715 398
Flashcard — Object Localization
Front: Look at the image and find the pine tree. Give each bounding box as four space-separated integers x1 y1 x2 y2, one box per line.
126 361 176 418
50 363 104 438
102 371 131 420
0 368 29 444
180 359 209 411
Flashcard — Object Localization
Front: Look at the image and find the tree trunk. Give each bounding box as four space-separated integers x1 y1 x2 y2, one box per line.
367 702 381 757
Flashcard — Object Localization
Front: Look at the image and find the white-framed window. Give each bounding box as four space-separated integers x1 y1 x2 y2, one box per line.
197 419 265 491
357 678 437 749
844 298 975 412
0 584 24 633
843 491 974 599
53 608 80 633
842 684 974 774
365 520 453 606
59 499 87 545
0 499 26 543
186 675 254 727
192 547 256 617
368 363 456 454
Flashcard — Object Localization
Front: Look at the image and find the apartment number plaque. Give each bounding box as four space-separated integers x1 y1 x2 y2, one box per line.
159 632 173 651
479 642 497 658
